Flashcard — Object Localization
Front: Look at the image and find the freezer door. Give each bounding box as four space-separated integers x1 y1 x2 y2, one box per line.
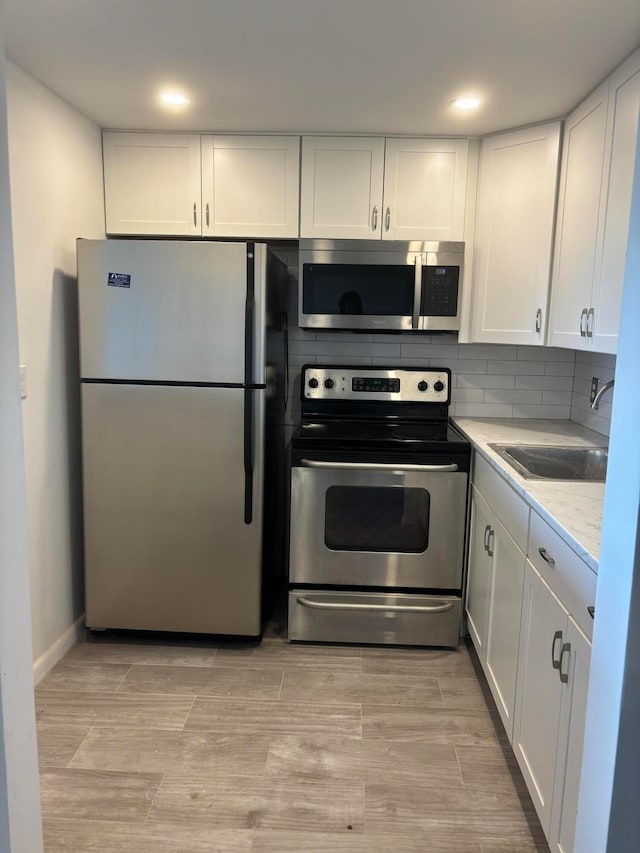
81 383 265 635
77 239 266 384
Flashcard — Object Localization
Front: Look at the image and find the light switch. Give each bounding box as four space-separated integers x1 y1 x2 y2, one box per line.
19 364 27 399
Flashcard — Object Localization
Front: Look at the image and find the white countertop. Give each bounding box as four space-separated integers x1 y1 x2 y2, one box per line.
452 418 607 573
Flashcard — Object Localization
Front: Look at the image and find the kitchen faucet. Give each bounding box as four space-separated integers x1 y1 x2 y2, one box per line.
591 379 615 410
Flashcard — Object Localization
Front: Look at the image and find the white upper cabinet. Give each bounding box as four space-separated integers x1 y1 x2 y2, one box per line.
382 138 469 241
470 123 561 345
104 132 300 239
201 135 300 239
300 137 385 239
103 132 202 236
549 47 640 353
300 136 468 241
593 50 640 353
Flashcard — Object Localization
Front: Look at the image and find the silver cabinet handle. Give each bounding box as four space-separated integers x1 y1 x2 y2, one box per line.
193 203 197 227
411 253 423 330
300 459 459 473
487 528 495 557
586 307 595 338
551 629 563 669
580 308 588 337
296 595 454 614
372 206 378 231
206 203 210 227
559 642 571 683
483 524 491 553
535 308 542 333
385 207 391 231
538 547 556 567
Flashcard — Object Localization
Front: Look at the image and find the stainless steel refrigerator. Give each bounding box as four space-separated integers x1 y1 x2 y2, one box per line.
77 239 287 637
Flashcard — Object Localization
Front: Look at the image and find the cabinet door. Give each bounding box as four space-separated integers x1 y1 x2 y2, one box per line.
548 83 609 349
593 49 640 354
471 123 561 344
484 515 526 741
201 135 300 239
382 138 468 241
513 560 568 835
549 617 591 853
465 487 494 660
103 132 202 236
300 137 384 239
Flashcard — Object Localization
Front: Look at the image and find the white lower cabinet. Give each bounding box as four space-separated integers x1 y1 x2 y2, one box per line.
512 559 591 849
466 454 595 852
466 483 526 739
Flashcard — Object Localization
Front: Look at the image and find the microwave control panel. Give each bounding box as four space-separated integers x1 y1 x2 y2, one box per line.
302 366 450 404
421 266 459 317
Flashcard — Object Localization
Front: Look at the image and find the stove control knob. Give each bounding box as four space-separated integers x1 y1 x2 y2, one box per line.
417 380 429 392
324 378 335 389
434 380 445 393
308 377 319 389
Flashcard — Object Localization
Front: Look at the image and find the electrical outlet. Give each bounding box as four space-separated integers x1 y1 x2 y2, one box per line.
19 365 27 399
590 376 599 405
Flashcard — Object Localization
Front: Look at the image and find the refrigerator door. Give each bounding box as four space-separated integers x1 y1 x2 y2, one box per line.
81 383 265 635
77 239 267 384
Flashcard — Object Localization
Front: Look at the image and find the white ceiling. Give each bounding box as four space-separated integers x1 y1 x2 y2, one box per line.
4 0 640 136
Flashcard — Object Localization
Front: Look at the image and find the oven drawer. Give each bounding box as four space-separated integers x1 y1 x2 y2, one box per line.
288 590 462 647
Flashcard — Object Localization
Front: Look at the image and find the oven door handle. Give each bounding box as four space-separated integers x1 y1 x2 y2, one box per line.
296 595 455 614
299 459 459 473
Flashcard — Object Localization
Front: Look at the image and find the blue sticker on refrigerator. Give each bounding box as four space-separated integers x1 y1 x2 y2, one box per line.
107 272 131 288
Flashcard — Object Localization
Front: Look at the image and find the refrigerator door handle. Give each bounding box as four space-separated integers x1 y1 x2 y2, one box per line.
245 243 255 386
243 388 254 524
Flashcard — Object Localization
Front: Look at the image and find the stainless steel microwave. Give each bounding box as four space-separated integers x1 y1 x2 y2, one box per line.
298 239 464 332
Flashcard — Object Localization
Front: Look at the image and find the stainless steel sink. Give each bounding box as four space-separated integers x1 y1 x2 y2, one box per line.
488 444 608 481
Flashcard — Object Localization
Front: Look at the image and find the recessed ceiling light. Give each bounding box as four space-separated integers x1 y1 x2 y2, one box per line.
161 91 190 106
451 96 481 111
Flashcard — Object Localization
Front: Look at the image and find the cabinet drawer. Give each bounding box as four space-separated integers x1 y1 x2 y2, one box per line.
528 511 596 639
473 453 529 551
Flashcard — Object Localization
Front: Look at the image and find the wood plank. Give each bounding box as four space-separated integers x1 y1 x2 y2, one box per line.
280 670 442 707
37 660 130 692
42 818 253 852
40 767 161 822
365 781 543 844
455 744 530 794
35 689 194 730
66 640 216 667
362 646 476 678
118 664 283 700
185 697 362 738
438 676 494 710
69 727 270 776
37 724 90 768
215 639 362 671
362 704 501 746
147 774 365 832
253 829 481 852
265 735 463 788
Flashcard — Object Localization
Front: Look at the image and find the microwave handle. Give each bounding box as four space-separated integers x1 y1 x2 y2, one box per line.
412 253 423 329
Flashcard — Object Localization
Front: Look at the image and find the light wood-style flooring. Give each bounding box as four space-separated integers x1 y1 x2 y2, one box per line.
36 624 549 852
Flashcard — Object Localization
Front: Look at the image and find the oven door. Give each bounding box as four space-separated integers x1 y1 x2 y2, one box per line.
289 460 467 589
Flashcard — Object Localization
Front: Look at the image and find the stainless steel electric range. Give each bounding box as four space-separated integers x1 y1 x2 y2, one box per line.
288 364 471 647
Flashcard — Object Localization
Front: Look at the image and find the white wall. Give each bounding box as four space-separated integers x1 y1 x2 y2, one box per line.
6 61 104 677
0 6 44 848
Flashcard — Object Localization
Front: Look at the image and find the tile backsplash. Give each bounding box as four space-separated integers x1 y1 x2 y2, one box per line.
275 247 615 440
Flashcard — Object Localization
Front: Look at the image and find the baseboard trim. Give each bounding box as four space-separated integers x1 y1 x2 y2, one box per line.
32 614 85 685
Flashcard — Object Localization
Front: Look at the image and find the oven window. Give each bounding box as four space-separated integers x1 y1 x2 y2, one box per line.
324 486 429 553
